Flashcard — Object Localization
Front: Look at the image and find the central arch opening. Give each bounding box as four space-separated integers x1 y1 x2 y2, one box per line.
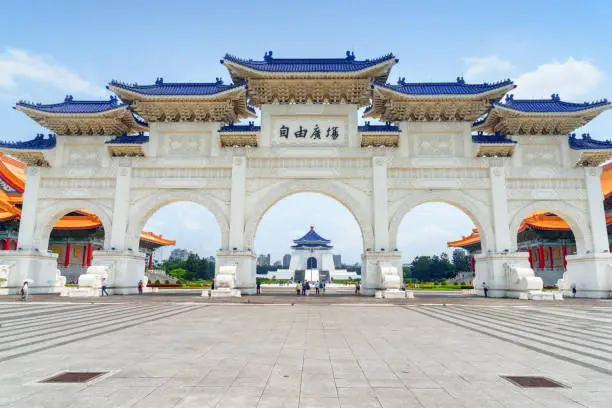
253 193 364 294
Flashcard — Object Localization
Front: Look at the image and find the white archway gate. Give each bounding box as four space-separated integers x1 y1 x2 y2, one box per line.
1 51 611 297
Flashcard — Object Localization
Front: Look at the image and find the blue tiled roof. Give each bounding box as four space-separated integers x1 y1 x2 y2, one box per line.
568 133 612 150
108 78 247 96
106 133 149 144
358 121 400 132
0 134 56 150
15 95 126 114
293 227 331 245
472 132 516 144
496 94 611 113
222 51 397 73
292 243 334 249
374 77 515 96
219 121 261 132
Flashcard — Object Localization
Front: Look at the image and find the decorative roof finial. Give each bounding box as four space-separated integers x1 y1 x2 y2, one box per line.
264 50 273 61
345 50 355 61
582 133 591 140
397 77 406 85
310 225 314 231
551 93 560 101
64 95 73 102
215 77 224 85
109 95 118 105
505 94 514 103
456 76 465 85
155 77 164 85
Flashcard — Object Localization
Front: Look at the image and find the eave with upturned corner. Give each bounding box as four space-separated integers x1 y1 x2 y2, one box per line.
218 122 260 147
471 132 516 158
568 133 612 167
14 96 148 136
365 78 515 122
473 94 611 135
358 122 400 147
107 78 255 123
221 51 398 106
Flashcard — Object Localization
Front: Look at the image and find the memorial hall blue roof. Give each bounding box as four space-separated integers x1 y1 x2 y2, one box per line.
219 122 261 132
568 133 612 150
222 51 397 73
472 132 516 144
358 122 400 132
108 78 247 96
292 227 332 249
16 95 126 114
373 77 515 96
105 133 149 144
0 134 56 150
496 94 611 113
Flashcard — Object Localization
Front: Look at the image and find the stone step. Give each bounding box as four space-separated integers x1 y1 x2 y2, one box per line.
0 304 173 348
0 304 201 363
0 304 153 340
0 304 94 321
411 306 612 375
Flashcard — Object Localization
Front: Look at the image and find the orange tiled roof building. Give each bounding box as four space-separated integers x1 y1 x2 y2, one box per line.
448 163 612 284
0 153 174 281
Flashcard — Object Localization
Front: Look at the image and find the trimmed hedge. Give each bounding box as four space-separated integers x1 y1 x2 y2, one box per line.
147 283 183 288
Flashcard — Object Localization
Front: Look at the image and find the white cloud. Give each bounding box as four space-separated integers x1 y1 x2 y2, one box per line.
0 48 103 96
464 55 514 80
512 58 604 100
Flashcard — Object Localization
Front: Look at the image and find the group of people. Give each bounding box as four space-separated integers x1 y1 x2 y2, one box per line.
295 280 325 296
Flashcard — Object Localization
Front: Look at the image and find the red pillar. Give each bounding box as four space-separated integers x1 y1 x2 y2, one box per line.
81 245 87 267
148 253 153 269
548 246 554 269
562 245 567 269
86 242 93 267
64 243 71 267
528 248 534 269
471 256 475 272
538 244 545 270
2 238 10 250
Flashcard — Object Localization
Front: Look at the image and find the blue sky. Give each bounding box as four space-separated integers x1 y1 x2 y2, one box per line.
1 0 611 263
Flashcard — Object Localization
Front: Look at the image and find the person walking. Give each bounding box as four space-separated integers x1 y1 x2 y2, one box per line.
305 280 310 296
483 282 488 298
355 282 361 295
301 281 306 296
20 280 29 302
256 280 261 295
296 282 301 296
137 280 143 295
321 281 325 295
211 279 215 290
571 283 577 298
315 281 320 295
101 278 110 296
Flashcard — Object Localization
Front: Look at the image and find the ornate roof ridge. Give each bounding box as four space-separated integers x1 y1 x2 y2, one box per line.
0 133 56 150
16 95 124 110
386 77 514 87
108 78 246 89
219 121 261 132
293 226 331 244
358 121 400 132
223 51 396 65
472 131 516 144
105 132 149 144
497 94 610 109
568 133 612 150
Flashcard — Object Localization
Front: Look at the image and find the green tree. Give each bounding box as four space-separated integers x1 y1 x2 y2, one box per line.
452 248 470 272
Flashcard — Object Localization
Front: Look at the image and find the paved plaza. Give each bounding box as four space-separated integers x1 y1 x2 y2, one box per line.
1 295 612 407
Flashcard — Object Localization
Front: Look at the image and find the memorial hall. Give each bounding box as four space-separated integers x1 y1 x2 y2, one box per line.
0 50 611 299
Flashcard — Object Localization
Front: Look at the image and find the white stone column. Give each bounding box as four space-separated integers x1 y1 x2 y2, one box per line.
109 165 132 250
17 167 42 250
372 156 389 250
229 156 246 250
489 162 511 252
584 167 608 253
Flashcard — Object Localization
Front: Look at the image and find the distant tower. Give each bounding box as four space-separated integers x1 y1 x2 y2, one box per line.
282 254 291 268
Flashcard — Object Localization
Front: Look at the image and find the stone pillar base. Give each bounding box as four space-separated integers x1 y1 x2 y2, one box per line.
374 289 414 299
90 250 146 295
0 250 63 294
475 252 543 298
562 254 612 298
206 288 242 298
216 249 256 295
361 251 402 296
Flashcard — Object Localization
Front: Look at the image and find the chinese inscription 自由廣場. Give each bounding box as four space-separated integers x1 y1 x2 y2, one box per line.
279 125 340 141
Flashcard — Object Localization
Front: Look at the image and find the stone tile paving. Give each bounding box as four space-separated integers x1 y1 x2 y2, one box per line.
0 299 611 407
